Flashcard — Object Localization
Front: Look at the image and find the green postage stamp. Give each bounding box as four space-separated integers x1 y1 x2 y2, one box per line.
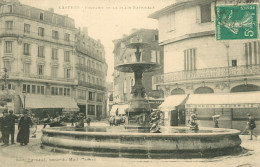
216 4 258 40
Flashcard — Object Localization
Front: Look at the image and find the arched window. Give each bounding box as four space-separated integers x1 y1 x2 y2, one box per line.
194 87 214 94
231 84 260 92
171 88 185 95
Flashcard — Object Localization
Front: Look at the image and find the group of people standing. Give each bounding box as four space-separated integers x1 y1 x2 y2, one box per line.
0 109 33 146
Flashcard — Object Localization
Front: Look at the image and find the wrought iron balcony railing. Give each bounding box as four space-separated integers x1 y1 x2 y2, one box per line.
75 46 105 63
75 64 105 77
78 80 106 91
153 64 260 84
22 73 75 83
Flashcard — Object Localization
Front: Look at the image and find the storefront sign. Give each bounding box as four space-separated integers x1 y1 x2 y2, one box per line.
186 104 260 108
216 4 258 40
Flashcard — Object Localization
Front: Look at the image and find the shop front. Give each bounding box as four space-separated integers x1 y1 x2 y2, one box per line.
20 95 79 119
159 95 189 126
185 92 260 134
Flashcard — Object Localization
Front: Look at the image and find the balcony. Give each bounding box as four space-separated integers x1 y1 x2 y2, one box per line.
0 29 73 46
22 73 75 83
75 64 104 77
153 64 260 84
75 46 105 63
78 80 106 91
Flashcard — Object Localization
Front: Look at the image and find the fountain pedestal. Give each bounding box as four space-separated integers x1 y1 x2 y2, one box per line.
115 42 160 128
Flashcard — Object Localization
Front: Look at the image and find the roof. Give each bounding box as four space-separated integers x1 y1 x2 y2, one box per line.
149 0 214 19
186 92 260 108
20 95 79 112
159 94 188 112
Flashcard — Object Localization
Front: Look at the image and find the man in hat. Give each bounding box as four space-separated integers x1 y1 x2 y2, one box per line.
8 110 18 144
247 113 257 140
0 110 10 146
17 110 32 146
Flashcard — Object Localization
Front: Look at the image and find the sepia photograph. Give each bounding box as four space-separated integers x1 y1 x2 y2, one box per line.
0 0 259 166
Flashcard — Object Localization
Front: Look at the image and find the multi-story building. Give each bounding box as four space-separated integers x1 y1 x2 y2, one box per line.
150 0 260 132
75 27 107 119
113 29 164 108
0 0 107 119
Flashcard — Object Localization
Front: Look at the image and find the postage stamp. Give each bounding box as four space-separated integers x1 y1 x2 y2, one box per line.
216 4 258 40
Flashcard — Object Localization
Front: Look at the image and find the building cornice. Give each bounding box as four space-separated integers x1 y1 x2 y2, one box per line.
3 77 77 86
0 34 74 48
159 30 215 46
149 0 215 19
0 14 76 31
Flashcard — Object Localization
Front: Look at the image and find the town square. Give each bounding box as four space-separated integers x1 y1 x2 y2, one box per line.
0 0 259 166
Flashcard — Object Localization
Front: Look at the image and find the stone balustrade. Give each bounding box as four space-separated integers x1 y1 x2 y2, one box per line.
153 65 260 84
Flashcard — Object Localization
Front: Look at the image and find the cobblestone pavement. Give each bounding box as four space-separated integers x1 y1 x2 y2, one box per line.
0 122 259 167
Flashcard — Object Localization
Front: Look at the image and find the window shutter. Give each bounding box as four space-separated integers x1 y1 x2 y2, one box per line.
196 6 201 23
151 50 156 62
211 3 215 22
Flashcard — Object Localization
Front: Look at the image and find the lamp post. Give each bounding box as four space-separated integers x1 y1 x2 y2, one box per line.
22 90 26 109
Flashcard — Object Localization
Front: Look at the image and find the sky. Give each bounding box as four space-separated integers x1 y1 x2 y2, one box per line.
19 0 175 82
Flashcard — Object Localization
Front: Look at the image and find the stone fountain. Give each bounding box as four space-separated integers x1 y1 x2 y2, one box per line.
114 40 160 129
41 40 242 159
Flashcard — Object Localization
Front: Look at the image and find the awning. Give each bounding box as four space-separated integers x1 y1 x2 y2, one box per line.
20 95 79 112
110 104 129 115
186 92 260 108
159 94 188 112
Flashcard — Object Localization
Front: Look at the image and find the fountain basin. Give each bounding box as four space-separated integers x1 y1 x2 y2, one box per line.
41 126 242 158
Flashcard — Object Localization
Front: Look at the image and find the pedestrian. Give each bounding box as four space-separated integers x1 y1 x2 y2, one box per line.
86 117 91 126
31 114 38 138
42 114 50 128
247 113 257 140
212 115 220 128
0 112 2 143
8 110 18 144
71 113 77 126
0 110 10 146
17 110 33 146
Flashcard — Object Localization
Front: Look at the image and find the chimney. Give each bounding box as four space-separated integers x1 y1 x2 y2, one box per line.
48 8 54 13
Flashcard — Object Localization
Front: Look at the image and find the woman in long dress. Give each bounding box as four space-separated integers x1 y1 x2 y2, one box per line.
17 110 32 146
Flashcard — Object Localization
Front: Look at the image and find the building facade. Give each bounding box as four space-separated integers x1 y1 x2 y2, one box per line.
150 0 260 132
113 29 164 107
0 0 107 119
75 28 107 119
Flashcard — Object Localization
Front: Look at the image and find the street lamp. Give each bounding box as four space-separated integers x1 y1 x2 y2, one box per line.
22 90 26 109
